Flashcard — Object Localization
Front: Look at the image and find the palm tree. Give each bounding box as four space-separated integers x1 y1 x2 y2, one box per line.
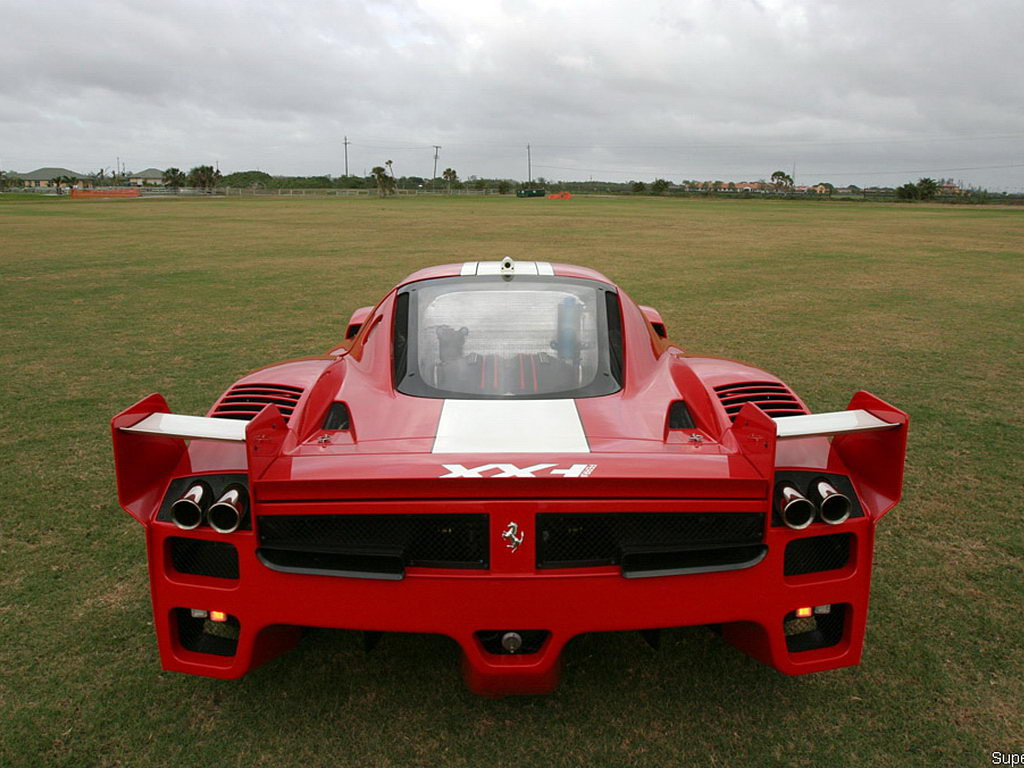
187 165 221 191
162 167 186 190
442 168 458 194
62 175 78 191
916 177 939 200
0 170 19 190
48 177 64 194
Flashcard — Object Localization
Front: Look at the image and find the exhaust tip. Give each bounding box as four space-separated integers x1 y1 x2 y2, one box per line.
208 487 248 534
170 483 209 530
815 479 852 525
776 484 815 530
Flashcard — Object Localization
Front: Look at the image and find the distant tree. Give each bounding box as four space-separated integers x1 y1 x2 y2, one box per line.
162 167 187 189
727 182 737 192
0 170 20 190
496 180 511 195
48 177 65 194
916 177 939 200
187 165 221 191
896 182 920 200
631 181 646 194
770 170 794 192
711 180 723 193
442 168 458 194
371 166 396 197
61 175 78 191
218 170 271 188
333 175 366 189
650 178 670 195
91 168 107 186
472 178 486 191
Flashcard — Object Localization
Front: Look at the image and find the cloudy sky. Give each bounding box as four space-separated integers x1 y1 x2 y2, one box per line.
2 0 1023 189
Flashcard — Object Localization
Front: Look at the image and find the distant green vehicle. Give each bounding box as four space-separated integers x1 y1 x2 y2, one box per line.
516 188 547 198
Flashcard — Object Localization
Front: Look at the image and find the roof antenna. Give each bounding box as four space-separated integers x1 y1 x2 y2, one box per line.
500 257 515 275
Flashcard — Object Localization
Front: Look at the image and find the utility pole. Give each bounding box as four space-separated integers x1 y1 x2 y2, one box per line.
343 136 350 176
432 145 441 182
527 144 532 183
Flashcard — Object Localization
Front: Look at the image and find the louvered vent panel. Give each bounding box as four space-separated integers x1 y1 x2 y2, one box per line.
211 383 304 422
713 381 807 421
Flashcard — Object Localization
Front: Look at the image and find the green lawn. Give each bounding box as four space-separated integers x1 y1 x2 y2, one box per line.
1 195 1021 767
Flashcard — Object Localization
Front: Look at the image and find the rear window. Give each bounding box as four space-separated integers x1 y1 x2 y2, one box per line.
394 276 622 399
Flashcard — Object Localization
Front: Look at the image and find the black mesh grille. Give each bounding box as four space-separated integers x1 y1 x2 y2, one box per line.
211 383 304 422
175 609 240 656
536 512 765 570
713 381 807 420
257 514 488 577
784 533 853 576
785 604 847 652
169 537 239 579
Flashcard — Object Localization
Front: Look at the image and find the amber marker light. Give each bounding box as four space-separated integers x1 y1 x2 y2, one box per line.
795 606 813 618
209 610 228 623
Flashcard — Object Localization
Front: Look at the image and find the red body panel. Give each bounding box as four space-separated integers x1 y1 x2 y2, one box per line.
112 262 908 695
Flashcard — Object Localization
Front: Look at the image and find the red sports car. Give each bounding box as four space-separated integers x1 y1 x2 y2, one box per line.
112 258 907 695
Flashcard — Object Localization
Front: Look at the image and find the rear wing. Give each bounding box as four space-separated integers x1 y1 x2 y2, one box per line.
111 393 288 524
726 390 908 520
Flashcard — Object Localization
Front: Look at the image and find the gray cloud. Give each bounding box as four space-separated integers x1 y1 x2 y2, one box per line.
2 0 1022 189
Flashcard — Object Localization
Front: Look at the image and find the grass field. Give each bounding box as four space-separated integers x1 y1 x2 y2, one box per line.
1 195 1022 767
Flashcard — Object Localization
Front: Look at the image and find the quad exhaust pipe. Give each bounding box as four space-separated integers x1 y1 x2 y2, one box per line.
775 484 816 530
170 483 210 530
208 486 249 534
811 478 852 525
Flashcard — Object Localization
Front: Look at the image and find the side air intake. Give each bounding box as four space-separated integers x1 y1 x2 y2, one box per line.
713 381 807 421
210 383 304 423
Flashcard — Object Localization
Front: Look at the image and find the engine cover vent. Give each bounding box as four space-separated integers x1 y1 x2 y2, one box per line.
211 383 304 422
713 381 807 421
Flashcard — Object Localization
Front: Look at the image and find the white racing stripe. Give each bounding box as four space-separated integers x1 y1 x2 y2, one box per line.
432 399 590 453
